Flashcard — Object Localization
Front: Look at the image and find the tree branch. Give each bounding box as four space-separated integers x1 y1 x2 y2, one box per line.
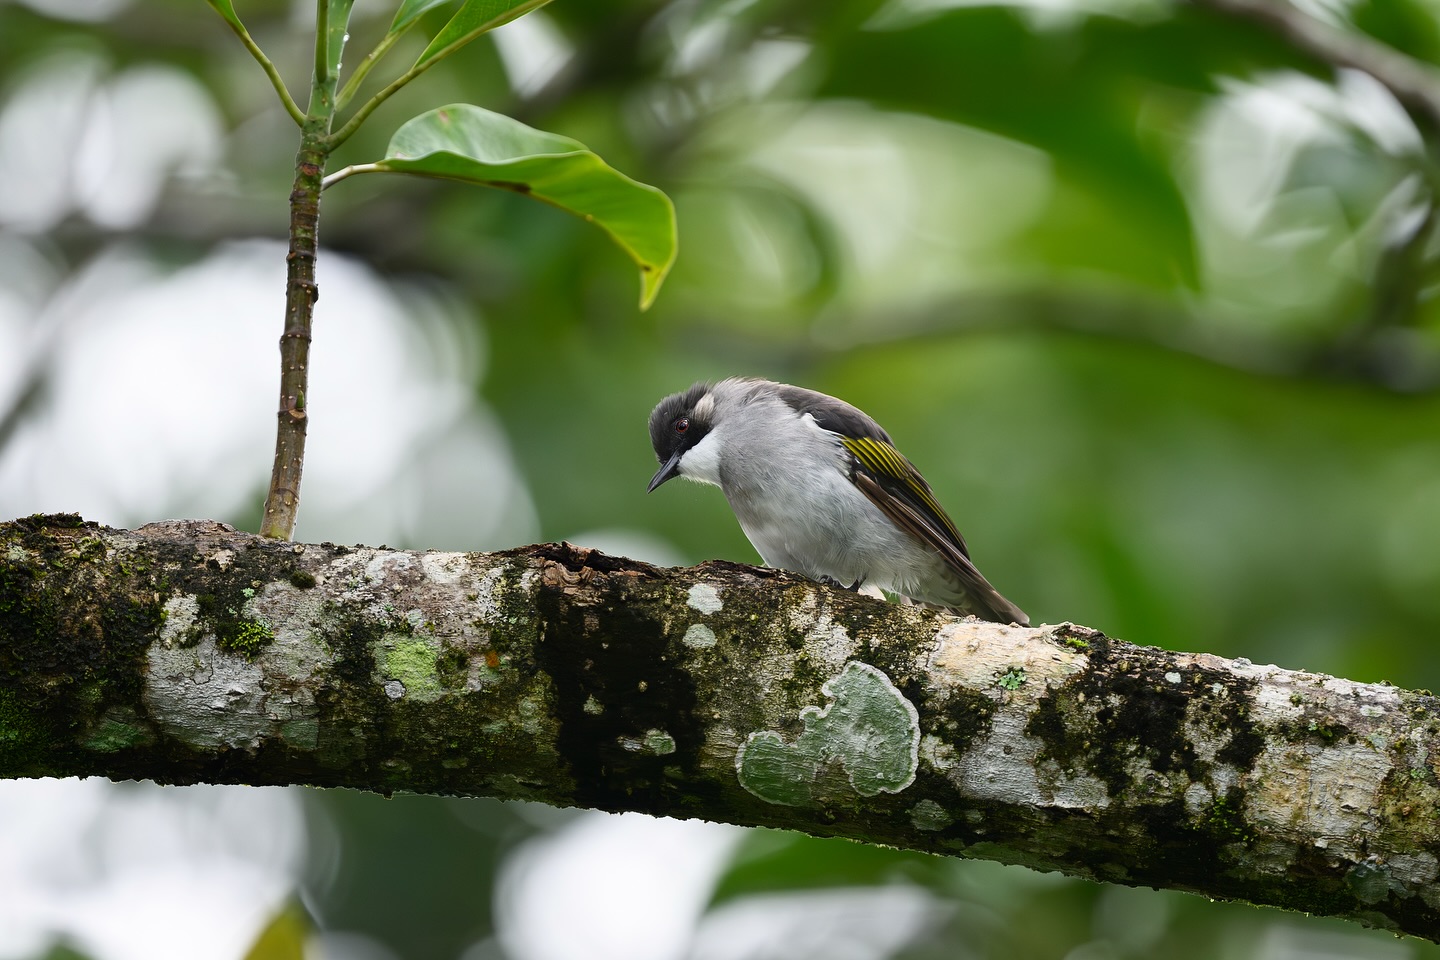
3 515 1440 940
1191 0 1440 139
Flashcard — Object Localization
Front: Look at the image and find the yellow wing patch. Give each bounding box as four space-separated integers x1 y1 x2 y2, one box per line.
840 436 963 545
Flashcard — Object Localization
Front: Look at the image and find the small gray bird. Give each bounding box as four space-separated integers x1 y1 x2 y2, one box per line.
647 377 1029 625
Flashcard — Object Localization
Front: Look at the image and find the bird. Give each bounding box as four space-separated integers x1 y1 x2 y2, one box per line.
646 377 1029 625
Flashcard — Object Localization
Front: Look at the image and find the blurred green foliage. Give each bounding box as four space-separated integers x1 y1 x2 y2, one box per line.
5 0 1440 956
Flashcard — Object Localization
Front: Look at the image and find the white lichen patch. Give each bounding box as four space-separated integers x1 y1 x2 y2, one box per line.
1248 740 1392 853
920 734 958 772
207 549 234 570
1315 674 1404 711
468 564 512 623
325 548 380 594
158 594 201 648
250 584 329 679
1388 851 1440 888
799 609 858 664
1164 671 1182 684
1183 781 1214 815
736 661 920 806
366 550 414 581
687 582 723 614
953 709 1110 811
683 624 717 649
928 622 1086 690
145 584 327 751
1250 681 1307 723
421 551 471 585
145 636 272 750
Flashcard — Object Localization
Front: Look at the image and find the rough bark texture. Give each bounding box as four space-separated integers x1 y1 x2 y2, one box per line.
3 515 1440 939
258 135 324 541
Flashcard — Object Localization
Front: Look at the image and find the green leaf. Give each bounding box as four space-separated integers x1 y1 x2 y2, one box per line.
389 0 457 34
708 831 949 910
818 7 1203 289
414 0 555 69
204 0 243 28
370 104 677 308
205 0 241 25
243 902 310 960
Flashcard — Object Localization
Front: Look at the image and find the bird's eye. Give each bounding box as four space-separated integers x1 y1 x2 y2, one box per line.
675 417 689 434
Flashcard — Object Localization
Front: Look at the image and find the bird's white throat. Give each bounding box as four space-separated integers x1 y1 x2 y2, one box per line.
678 429 724 487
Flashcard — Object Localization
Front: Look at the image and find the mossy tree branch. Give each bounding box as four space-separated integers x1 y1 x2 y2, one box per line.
3 515 1440 940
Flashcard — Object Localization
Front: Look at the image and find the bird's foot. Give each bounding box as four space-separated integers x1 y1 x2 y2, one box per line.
815 575 864 593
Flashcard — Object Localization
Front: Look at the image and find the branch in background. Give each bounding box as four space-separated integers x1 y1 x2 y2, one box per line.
810 289 1440 392
4 516 1440 941
1192 0 1440 138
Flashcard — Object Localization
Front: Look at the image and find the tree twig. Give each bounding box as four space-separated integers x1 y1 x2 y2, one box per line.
218 16 305 127
321 163 383 190
257 2 350 540
1192 0 1440 137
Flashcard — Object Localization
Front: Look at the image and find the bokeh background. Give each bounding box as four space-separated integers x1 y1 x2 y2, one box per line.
4 0 1440 956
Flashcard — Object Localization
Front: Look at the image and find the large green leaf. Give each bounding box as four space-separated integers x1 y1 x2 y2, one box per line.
414 0 554 68
368 104 677 308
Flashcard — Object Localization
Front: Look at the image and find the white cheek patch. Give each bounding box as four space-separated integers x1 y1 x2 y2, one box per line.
679 430 723 486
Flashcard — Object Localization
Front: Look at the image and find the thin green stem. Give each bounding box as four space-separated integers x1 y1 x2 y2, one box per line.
321 163 383 190
328 19 495 149
220 18 304 126
336 28 408 112
329 59 427 149
329 0 554 148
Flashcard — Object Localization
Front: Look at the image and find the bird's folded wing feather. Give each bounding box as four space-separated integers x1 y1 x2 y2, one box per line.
841 436 971 558
843 436 1027 624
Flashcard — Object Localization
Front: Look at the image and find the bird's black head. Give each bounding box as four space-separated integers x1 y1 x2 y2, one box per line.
647 382 714 492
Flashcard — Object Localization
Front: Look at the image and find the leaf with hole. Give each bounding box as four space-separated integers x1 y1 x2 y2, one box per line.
365 104 677 309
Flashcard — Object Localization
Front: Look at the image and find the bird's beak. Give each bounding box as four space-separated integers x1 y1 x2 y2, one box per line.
647 450 683 493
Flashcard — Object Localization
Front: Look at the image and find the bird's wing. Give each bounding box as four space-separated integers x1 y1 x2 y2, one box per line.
843 436 1029 625
770 385 970 554
839 434 972 561
769 384 1026 623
